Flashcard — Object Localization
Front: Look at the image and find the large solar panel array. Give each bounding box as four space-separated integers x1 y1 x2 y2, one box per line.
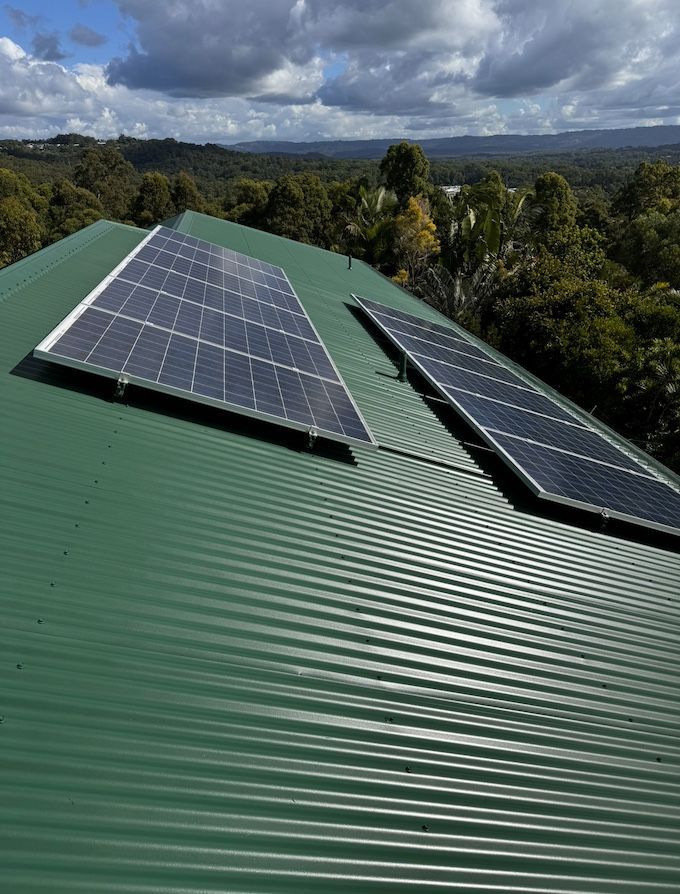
34 227 376 448
354 294 680 536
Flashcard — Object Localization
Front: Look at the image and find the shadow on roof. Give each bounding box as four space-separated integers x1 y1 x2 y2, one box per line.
11 352 359 467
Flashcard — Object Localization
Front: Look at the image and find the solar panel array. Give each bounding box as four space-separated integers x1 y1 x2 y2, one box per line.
354 295 680 536
34 227 376 448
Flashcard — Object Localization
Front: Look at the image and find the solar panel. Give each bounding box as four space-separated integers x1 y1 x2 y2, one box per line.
354 294 680 536
33 226 376 449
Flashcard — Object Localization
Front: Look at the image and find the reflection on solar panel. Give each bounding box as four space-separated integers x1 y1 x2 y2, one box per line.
33 226 376 449
354 294 680 536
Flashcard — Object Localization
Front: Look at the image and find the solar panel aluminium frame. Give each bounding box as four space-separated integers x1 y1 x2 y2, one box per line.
34 227 378 450
353 293 680 537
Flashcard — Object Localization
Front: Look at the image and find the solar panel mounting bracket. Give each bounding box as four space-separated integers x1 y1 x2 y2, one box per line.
307 427 319 449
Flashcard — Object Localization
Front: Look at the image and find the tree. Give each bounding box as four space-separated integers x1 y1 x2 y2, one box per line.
262 174 332 246
614 209 680 288
73 147 137 220
430 173 533 319
621 337 680 470
494 274 635 417
0 168 46 212
392 196 440 285
342 185 397 265
0 196 41 267
380 142 430 206
46 179 103 241
132 172 174 227
171 171 205 214
532 171 579 238
613 160 680 220
224 178 271 227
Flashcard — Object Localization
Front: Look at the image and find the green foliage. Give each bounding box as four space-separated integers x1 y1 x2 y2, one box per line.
433 172 534 317
74 147 137 220
0 195 41 266
380 142 430 205
171 171 205 214
626 338 680 463
615 209 680 288
341 185 397 266
495 274 633 406
532 172 579 237
224 178 272 226
132 172 174 227
262 173 332 246
0 168 46 262
613 160 680 219
46 179 103 241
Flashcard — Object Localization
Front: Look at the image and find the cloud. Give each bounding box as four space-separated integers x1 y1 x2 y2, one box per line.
3 5 39 29
0 38 84 119
470 0 679 99
69 24 107 47
107 0 315 99
105 0 497 106
31 32 67 62
1 2 680 143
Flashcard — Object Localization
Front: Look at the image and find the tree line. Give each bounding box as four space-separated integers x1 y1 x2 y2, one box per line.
1 138 679 474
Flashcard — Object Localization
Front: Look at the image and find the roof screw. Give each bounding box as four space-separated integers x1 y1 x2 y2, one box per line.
16 663 23 670
421 824 429 832
37 618 45 624
405 766 412 773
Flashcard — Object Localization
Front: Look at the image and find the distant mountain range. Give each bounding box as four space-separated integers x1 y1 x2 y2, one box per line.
228 126 680 159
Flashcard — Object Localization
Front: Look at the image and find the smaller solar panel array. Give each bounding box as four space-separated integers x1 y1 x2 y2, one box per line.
354 294 680 536
34 227 375 448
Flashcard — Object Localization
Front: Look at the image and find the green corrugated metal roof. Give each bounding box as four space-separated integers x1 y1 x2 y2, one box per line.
1 211 679 893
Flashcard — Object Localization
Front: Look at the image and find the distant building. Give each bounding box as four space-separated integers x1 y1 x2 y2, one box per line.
440 184 463 197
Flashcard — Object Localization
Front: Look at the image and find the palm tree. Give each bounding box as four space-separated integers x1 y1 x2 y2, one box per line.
418 182 534 319
638 338 680 430
342 185 397 266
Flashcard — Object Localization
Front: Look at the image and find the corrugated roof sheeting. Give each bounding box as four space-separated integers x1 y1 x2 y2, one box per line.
1 214 680 893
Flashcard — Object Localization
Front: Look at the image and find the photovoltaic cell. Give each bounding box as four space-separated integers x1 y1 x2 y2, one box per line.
492 434 680 531
34 226 375 449
354 294 680 536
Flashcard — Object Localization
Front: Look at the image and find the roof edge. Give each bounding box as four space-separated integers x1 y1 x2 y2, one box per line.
0 219 144 306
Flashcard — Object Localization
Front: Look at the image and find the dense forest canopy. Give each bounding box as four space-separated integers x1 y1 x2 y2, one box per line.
1 133 680 476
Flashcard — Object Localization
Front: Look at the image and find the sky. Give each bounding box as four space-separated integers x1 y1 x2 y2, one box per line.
0 0 679 144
